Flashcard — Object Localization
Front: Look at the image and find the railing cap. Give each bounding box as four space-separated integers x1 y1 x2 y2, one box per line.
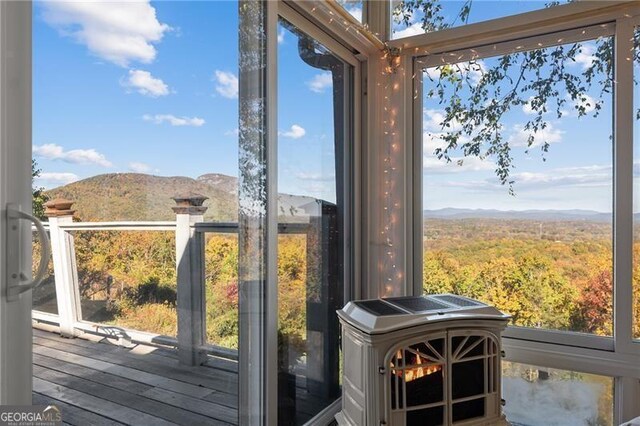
172 193 208 215
44 198 75 217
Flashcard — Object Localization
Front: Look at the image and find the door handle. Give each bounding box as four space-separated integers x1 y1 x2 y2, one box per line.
6 204 51 301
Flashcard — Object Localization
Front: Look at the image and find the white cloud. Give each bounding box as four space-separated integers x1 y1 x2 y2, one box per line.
280 124 306 139
307 72 332 93
423 132 448 155
35 172 80 187
573 44 596 70
424 154 494 174
423 108 463 133
442 164 612 191
33 143 113 167
393 23 424 39
225 128 239 137
522 96 550 115
423 133 494 174
513 167 610 188
128 162 151 173
296 172 335 182
41 1 170 67
143 114 205 127
346 6 362 22
425 60 486 85
570 93 596 114
424 109 446 132
507 123 564 148
213 70 238 99
121 69 169 97
278 28 285 44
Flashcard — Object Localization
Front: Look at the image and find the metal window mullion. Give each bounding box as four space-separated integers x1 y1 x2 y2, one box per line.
446 332 452 425
412 57 424 297
613 17 634 357
265 1 278 423
238 0 278 424
416 23 615 70
614 17 640 423
365 0 390 42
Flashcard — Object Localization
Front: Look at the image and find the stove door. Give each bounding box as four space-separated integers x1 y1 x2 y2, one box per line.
448 330 500 424
383 329 501 426
385 332 447 426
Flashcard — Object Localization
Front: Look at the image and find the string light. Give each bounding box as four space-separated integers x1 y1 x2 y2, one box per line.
379 46 402 297
312 5 424 298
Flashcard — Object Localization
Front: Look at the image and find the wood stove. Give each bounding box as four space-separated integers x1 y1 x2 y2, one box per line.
336 294 510 426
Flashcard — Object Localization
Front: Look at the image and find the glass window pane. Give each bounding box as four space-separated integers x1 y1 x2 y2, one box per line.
277 17 349 424
34 1 243 422
33 0 238 222
205 233 239 349
391 0 564 39
32 229 56 314
421 36 614 336
502 361 614 426
74 230 177 335
633 27 640 340
337 0 363 23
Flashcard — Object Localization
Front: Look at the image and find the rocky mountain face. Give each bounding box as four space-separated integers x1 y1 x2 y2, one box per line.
45 173 323 222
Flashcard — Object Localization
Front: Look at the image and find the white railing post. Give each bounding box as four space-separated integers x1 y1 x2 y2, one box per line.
44 199 81 337
173 194 208 366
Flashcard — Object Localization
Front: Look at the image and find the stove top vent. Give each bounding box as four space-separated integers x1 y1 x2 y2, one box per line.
340 294 509 335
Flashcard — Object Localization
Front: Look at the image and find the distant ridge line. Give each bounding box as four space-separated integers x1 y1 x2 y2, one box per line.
423 208 615 222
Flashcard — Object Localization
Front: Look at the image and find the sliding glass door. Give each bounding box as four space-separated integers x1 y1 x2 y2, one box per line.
276 11 355 424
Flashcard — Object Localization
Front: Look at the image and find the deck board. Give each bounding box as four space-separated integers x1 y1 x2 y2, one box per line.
33 335 237 395
33 328 238 426
33 377 175 426
33 352 152 395
32 392 124 426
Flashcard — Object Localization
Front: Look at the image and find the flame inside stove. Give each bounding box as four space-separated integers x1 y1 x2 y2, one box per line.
391 350 442 382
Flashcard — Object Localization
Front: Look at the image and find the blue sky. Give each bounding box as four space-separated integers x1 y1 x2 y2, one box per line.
33 0 339 202
392 0 558 38
395 1 614 213
33 0 623 212
387 0 618 213
422 39 614 212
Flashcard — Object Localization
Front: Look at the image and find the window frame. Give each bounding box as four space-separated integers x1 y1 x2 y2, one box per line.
278 0 362 325
407 3 640 423
414 21 617 352
274 2 365 424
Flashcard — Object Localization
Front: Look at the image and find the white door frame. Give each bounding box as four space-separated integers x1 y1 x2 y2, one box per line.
0 0 33 405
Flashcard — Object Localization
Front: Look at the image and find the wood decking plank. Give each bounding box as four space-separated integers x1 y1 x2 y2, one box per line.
33 365 219 426
34 329 238 379
33 377 175 426
34 351 239 423
202 389 239 410
33 336 237 395
204 356 239 374
33 353 151 395
32 343 214 399
140 387 238 425
32 329 245 425
33 392 124 426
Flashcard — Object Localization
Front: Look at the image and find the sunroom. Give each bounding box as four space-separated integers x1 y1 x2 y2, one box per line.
1 0 640 425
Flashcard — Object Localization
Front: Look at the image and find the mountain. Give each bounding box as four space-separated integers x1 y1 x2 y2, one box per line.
45 173 321 222
423 208 612 222
46 173 237 222
197 173 237 195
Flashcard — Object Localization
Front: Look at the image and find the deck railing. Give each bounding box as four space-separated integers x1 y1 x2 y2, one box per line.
31 195 321 367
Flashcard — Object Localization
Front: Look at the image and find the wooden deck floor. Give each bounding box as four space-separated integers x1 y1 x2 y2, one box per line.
32 328 239 426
